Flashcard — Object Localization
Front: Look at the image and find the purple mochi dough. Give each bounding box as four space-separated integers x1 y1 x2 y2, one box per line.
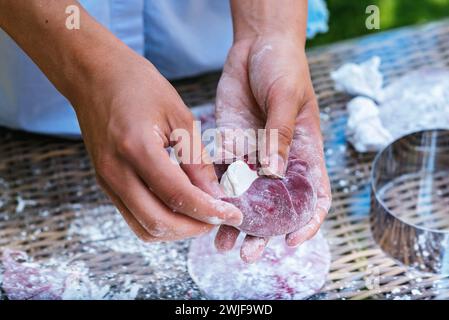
221 159 317 237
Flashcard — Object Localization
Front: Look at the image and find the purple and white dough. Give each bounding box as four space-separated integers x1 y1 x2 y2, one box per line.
0 249 134 300
1 249 69 300
188 229 330 300
193 104 318 237
220 159 317 237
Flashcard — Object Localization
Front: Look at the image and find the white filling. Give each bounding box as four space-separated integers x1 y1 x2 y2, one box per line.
220 160 259 197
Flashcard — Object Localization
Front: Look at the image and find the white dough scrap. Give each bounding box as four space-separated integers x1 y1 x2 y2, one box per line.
331 56 384 101
332 57 449 153
346 97 393 152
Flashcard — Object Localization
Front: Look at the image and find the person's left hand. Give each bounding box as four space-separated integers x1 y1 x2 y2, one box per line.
214 35 332 263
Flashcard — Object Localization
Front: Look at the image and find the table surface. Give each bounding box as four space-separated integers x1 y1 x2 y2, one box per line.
1 20 449 300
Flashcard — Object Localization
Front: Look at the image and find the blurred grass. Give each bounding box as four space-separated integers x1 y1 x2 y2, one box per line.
307 0 449 47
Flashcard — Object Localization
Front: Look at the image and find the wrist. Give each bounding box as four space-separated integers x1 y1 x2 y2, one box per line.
69 36 160 117
230 0 307 44
62 34 133 106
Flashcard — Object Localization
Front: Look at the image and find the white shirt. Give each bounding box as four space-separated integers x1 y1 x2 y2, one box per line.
0 0 328 136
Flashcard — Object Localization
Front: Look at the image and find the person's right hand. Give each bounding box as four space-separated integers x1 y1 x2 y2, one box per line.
71 47 243 242
0 0 242 242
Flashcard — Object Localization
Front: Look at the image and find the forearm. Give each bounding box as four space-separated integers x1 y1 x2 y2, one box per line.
230 0 308 44
0 0 135 105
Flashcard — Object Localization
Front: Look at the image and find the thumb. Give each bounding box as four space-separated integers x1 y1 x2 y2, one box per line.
260 86 300 177
181 151 225 199
172 115 227 199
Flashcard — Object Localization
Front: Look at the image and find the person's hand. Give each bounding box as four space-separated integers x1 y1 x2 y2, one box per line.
72 47 243 242
0 0 243 242
214 35 332 262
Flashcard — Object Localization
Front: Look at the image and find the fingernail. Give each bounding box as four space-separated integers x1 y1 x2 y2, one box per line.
286 227 312 247
241 237 267 264
286 236 306 248
210 183 243 227
215 237 235 253
226 206 243 227
261 154 285 178
212 200 243 227
214 225 239 252
271 153 286 177
226 211 243 227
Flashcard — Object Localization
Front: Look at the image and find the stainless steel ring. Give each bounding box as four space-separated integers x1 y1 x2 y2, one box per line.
370 129 449 274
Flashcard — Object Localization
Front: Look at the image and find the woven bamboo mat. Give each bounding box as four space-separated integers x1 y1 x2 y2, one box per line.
2 20 449 300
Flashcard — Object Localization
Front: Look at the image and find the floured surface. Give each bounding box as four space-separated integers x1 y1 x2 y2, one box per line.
188 230 330 300
0 205 190 300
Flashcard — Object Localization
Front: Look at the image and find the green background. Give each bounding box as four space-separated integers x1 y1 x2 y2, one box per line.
307 0 449 47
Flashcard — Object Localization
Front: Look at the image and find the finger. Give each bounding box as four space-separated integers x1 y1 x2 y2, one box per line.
214 225 240 252
261 79 302 177
180 125 225 198
215 59 264 130
286 97 332 247
97 177 156 242
119 130 243 227
215 72 264 161
289 98 322 160
240 235 269 264
182 161 224 198
291 99 330 198
98 159 213 241
167 112 243 225
285 201 329 247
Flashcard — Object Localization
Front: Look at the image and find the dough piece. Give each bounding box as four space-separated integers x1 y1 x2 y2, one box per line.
331 56 384 101
221 159 317 237
192 104 317 237
188 230 330 300
331 58 449 153
346 97 393 152
1 249 66 300
0 249 120 300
